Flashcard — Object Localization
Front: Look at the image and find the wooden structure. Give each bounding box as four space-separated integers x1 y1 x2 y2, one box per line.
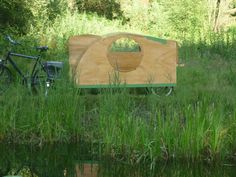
68 33 178 88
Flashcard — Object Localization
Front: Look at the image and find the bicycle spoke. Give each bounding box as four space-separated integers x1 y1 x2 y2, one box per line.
146 86 173 96
31 69 50 96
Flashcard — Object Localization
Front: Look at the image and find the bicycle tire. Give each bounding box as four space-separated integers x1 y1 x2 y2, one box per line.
146 86 173 96
0 65 12 94
31 69 50 96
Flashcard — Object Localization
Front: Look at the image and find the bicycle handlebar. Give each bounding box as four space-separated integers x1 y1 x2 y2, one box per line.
4 35 49 52
5 35 21 45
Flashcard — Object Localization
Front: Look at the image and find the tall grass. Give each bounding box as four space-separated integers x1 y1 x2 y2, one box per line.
98 94 235 163
0 56 236 164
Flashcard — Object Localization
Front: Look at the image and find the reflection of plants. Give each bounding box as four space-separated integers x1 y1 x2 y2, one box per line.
0 142 235 177
0 143 101 177
7 167 38 177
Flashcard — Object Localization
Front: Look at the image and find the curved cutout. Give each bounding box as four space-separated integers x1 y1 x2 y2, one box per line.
107 38 143 72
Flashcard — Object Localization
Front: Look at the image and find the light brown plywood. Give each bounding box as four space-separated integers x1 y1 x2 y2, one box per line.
68 34 101 76
69 33 178 87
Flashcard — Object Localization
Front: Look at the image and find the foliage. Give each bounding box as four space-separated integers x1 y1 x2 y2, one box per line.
76 0 123 19
118 1 171 37
0 0 32 34
29 0 67 26
160 0 208 38
0 0 235 36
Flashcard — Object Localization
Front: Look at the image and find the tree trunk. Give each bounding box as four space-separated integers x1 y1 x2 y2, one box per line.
214 0 221 31
209 0 233 31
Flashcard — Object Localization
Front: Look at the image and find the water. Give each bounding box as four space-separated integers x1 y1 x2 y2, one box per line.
0 143 235 177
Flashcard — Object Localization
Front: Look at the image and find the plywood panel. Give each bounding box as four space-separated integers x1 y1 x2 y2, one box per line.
68 34 101 76
69 33 178 87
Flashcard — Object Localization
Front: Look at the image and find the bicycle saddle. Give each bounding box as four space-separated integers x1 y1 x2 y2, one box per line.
36 46 49 52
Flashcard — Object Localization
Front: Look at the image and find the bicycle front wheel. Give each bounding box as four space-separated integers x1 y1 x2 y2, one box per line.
0 65 12 94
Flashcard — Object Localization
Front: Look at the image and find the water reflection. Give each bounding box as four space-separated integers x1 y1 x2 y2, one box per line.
75 163 98 177
0 143 235 177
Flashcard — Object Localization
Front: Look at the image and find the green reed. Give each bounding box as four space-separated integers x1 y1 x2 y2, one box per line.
0 57 235 164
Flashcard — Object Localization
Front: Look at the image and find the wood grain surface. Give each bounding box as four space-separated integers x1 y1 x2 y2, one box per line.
69 33 178 87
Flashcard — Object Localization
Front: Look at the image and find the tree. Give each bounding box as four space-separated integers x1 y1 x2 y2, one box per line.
76 0 122 19
207 0 236 31
0 0 32 33
161 0 207 38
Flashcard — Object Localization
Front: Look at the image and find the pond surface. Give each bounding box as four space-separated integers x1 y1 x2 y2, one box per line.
0 143 235 177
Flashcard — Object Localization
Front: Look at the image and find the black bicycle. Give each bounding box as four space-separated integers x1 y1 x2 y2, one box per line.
0 35 63 95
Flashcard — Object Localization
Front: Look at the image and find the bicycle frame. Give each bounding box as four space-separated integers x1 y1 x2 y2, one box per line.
1 36 63 95
4 51 47 81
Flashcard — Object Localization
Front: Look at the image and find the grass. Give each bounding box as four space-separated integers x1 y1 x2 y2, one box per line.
0 13 236 166
0 57 236 165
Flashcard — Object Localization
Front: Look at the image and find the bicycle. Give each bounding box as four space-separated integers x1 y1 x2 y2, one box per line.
0 35 63 95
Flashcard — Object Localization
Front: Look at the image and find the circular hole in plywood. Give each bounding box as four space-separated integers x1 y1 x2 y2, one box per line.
108 38 143 72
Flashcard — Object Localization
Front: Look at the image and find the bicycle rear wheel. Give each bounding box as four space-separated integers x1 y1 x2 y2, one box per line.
146 86 173 96
31 69 50 96
0 65 12 94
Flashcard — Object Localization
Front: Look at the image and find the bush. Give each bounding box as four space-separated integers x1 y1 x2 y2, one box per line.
0 0 32 34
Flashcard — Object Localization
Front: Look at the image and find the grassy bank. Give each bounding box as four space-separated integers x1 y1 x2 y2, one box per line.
1 13 236 166
0 57 236 165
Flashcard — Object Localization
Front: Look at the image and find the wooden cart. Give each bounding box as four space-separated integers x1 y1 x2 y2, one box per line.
68 33 178 95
